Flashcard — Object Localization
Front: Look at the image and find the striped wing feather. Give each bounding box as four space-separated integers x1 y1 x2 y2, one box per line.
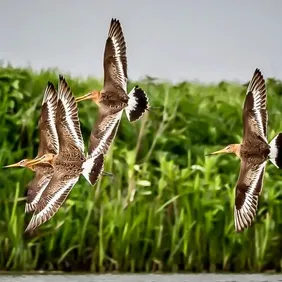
37 82 59 156
88 111 122 157
234 160 266 232
25 164 54 213
242 68 267 143
57 75 84 153
103 18 128 97
25 173 79 231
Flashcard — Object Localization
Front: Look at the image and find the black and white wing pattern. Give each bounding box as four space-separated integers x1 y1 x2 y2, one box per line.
25 164 54 213
242 68 267 143
37 82 59 156
80 111 121 185
57 75 85 153
25 173 80 232
103 18 128 96
88 110 122 157
234 159 266 232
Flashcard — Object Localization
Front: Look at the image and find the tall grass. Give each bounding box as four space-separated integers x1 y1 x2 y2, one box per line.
0 65 282 272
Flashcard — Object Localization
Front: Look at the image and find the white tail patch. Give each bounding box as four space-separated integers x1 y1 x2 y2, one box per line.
125 86 149 122
269 133 282 169
82 153 105 185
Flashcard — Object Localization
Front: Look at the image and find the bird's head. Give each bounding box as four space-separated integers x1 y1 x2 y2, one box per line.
25 153 56 166
206 144 240 157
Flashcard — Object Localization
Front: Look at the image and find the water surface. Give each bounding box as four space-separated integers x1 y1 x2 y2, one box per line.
1 274 282 282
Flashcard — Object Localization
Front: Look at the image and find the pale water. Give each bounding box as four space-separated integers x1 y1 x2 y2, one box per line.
1 274 282 282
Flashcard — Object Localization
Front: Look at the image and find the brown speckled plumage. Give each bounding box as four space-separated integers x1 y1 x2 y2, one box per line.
207 68 282 232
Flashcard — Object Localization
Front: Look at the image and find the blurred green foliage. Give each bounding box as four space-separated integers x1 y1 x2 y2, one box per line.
0 65 282 272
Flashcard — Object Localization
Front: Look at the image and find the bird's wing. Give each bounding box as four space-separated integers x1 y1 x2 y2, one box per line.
25 164 54 213
25 172 79 231
56 75 85 153
37 82 59 156
242 68 267 143
103 18 128 97
234 159 266 232
88 110 122 157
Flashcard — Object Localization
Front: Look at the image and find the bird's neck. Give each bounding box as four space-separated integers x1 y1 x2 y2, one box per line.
233 144 241 158
50 155 57 166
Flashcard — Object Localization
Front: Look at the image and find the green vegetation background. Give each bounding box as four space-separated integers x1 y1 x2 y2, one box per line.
0 66 282 273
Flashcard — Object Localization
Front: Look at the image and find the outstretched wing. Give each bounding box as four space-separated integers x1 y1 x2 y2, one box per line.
37 82 59 156
25 164 54 213
88 110 122 157
57 75 85 153
25 173 79 232
103 18 128 97
234 159 266 232
242 68 267 143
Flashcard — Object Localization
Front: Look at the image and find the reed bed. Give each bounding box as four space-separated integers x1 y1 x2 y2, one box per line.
0 65 282 272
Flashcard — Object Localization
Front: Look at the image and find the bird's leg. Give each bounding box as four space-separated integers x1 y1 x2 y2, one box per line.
146 106 163 112
101 171 115 182
101 171 113 177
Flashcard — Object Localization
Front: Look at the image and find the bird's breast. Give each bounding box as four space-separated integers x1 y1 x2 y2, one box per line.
240 141 270 162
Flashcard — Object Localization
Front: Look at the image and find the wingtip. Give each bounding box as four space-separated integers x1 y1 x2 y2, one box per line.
24 219 35 233
254 68 262 74
42 81 57 105
47 81 54 88
58 74 67 87
25 212 46 233
108 17 123 38
58 74 72 100
110 18 120 25
252 68 263 81
247 67 265 95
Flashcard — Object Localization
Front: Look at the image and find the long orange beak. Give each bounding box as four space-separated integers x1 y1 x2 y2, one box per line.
4 161 25 168
24 156 46 166
205 148 228 156
76 92 93 103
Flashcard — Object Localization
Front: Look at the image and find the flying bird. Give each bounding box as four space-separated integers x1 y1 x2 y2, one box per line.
207 68 282 232
76 18 149 158
4 82 59 213
24 75 105 232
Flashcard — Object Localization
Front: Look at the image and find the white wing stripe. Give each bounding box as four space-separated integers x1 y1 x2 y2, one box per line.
25 177 51 213
112 37 127 92
88 111 122 158
235 163 265 231
252 89 267 141
60 94 84 152
33 177 78 221
46 99 59 153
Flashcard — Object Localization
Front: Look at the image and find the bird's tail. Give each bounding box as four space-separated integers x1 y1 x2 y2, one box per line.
125 85 149 122
82 153 105 185
269 133 282 169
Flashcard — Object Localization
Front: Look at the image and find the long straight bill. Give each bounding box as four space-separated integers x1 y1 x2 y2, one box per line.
75 92 93 103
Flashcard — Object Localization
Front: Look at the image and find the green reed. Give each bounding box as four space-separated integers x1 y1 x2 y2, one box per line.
0 65 282 272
